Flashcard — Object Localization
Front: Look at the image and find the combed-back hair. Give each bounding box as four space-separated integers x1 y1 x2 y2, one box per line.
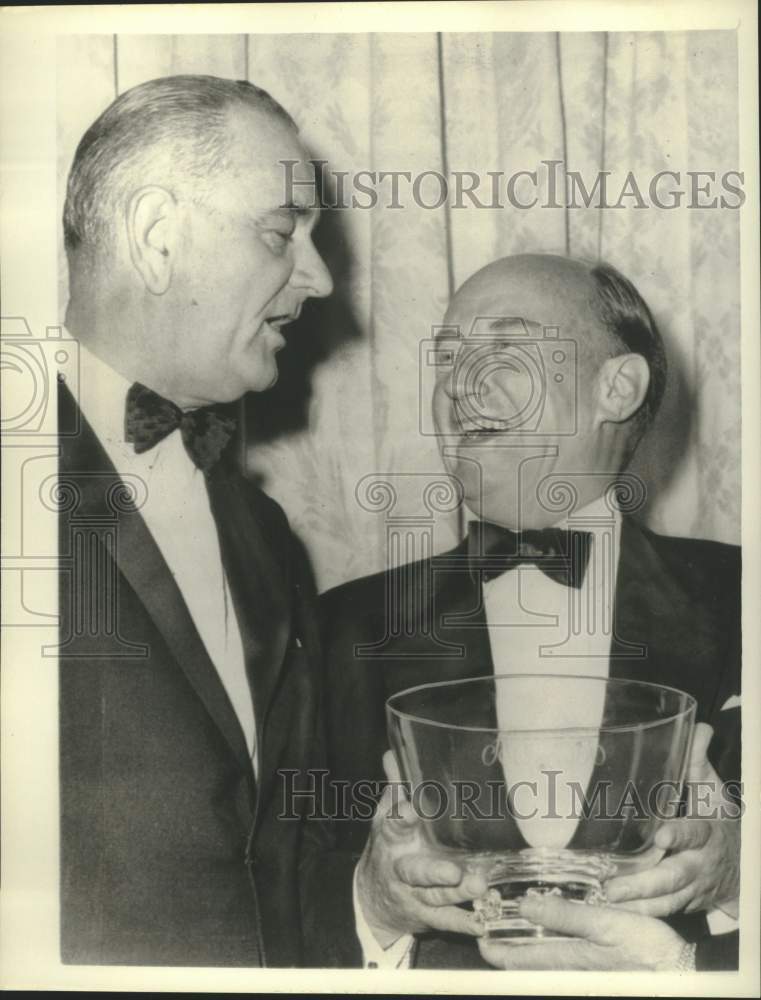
590 261 668 448
63 74 296 257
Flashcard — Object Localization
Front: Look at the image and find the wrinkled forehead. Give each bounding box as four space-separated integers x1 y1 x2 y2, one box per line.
222 107 318 211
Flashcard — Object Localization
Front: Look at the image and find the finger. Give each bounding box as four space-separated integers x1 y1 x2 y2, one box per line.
382 749 402 783
394 853 464 888
605 858 695 903
478 937 602 971
654 818 711 852
519 895 634 944
416 902 484 938
413 873 489 907
373 781 417 836
608 885 694 918
686 723 713 780
685 723 723 807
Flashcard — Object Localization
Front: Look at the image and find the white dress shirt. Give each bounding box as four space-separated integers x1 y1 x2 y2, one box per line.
481 498 620 851
482 494 621 684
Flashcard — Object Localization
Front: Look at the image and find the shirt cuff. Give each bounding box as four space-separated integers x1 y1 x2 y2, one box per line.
352 865 415 969
706 905 740 934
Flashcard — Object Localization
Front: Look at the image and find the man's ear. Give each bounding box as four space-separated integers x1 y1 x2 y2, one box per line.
595 353 650 425
125 186 178 295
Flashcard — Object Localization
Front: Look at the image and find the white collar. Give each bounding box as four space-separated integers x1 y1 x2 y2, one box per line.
554 492 621 535
62 333 135 461
465 492 622 540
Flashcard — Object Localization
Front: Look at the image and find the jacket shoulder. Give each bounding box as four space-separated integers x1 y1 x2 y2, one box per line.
633 522 740 623
319 564 398 623
640 523 740 583
232 462 291 531
319 541 462 617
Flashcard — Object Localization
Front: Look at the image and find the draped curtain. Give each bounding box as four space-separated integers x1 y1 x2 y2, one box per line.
57 31 740 592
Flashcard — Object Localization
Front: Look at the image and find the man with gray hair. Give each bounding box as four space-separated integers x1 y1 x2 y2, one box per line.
58 74 483 968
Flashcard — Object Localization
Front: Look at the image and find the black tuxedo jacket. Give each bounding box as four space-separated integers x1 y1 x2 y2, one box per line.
58 385 358 967
320 517 741 968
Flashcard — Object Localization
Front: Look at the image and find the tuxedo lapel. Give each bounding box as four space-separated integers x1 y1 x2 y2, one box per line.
378 541 494 706
58 385 253 772
432 541 494 680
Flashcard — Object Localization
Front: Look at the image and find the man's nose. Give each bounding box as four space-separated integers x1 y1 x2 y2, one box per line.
290 238 334 299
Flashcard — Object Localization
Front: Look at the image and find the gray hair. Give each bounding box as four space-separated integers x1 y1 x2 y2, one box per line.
63 74 296 258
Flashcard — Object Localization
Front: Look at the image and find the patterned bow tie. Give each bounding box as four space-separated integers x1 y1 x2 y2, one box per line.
124 382 237 472
468 520 592 589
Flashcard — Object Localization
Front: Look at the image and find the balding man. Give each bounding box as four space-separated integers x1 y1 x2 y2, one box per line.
322 254 741 970
58 74 482 969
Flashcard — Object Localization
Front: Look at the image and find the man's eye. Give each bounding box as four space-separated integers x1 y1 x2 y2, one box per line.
264 229 294 251
433 341 460 362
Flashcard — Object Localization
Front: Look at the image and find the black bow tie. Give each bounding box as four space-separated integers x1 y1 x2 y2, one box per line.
124 383 237 472
468 520 592 589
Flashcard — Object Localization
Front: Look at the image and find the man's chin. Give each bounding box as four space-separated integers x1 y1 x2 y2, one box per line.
468 485 552 531
241 359 280 395
260 369 279 391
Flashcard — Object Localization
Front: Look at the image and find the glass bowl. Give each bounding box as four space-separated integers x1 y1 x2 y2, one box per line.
386 674 696 942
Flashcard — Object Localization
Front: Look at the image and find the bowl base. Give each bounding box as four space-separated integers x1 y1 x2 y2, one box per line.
470 849 617 943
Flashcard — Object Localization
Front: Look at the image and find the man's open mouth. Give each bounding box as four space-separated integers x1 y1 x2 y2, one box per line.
456 411 512 438
266 309 301 329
